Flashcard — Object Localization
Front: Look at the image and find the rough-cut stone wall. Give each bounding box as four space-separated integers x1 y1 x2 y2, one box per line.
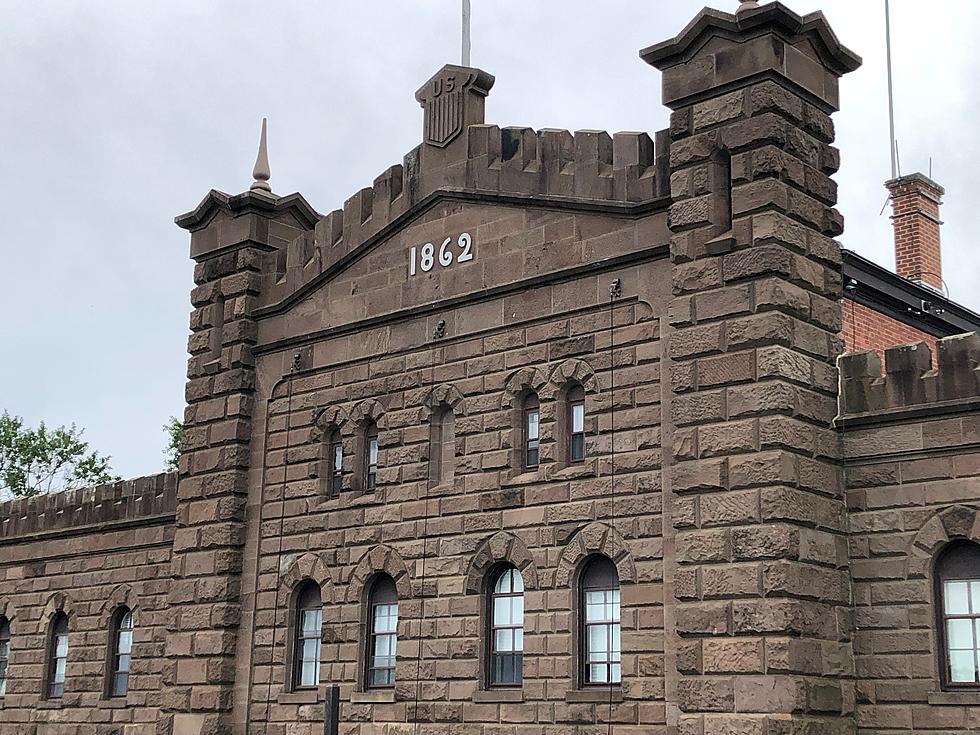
239 197 671 733
0 473 176 735
841 335 980 732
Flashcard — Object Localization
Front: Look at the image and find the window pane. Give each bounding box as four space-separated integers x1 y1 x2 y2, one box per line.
118 630 133 655
117 653 131 673
950 650 977 682
50 682 64 698
610 663 622 684
112 672 129 697
972 581 980 613
495 571 512 595
571 433 585 461
514 628 523 652
948 619 975 650
526 445 539 467
54 657 66 684
495 628 513 653
527 411 539 441
611 624 621 655
369 438 378 465
589 625 610 661
301 660 318 687
56 635 68 658
590 664 607 683
302 610 321 636
946 581 971 614
333 444 343 471
572 403 584 433
512 572 524 594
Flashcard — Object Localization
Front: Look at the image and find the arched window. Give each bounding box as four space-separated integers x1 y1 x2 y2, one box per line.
523 394 540 470
936 541 980 688
488 566 524 687
0 616 9 697
430 407 456 486
580 556 620 686
328 429 343 495
108 607 134 697
364 422 379 490
293 582 322 690
366 575 398 689
568 385 586 463
47 612 69 698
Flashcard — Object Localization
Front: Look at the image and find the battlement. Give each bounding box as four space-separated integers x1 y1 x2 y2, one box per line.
0 472 176 540
258 124 670 311
839 332 980 417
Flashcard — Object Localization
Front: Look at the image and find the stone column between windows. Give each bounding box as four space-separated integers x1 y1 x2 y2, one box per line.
645 5 861 733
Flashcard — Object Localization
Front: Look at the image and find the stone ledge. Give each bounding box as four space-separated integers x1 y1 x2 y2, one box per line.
928 690 980 706
472 689 524 703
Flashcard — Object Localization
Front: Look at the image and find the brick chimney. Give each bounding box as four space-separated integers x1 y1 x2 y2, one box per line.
886 172 945 290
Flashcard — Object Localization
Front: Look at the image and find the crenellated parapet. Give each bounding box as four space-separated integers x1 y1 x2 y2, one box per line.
839 332 980 416
258 123 670 312
0 472 176 540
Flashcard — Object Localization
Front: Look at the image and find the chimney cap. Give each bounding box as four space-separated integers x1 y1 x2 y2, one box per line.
885 172 945 197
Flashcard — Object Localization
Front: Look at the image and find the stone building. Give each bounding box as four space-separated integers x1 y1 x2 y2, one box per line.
4 2 980 734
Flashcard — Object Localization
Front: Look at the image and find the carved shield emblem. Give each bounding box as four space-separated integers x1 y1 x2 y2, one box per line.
423 74 464 148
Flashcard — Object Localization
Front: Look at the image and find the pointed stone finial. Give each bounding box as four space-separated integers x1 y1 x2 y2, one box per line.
737 0 761 12
250 118 272 193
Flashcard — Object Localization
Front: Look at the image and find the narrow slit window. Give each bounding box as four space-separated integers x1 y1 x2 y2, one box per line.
365 422 379 490
293 582 323 690
0 617 9 697
568 385 586 463
329 430 343 495
524 394 540 470
109 608 134 697
367 576 398 689
47 613 69 699
489 566 524 687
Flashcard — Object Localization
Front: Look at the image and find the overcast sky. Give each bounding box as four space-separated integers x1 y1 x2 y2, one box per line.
2 0 978 480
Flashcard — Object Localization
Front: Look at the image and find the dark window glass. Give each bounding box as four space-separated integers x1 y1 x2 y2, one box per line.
937 542 980 688
0 617 9 697
329 430 343 495
489 566 524 687
367 576 398 689
110 608 134 697
568 385 586 463
365 423 379 490
581 557 620 686
524 394 540 470
293 582 323 689
48 613 69 698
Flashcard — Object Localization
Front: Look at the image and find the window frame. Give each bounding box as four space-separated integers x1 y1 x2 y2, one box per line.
328 429 343 496
0 616 9 698
935 541 980 690
523 394 540 470
292 581 323 691
106 607 134 698
487 565 524 689
46 612 69 700
365 575 398 690
567 384 586 464
364 422 379 491
579 556 621 688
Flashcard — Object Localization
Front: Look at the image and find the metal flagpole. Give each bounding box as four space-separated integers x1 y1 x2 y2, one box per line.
462 0 471 66
885 0 898 180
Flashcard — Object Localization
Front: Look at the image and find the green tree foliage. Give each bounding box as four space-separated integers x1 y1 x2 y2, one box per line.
0 411 119 498
164 416 184 472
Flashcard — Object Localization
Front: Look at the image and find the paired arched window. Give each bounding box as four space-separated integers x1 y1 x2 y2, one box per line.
108 607 134 697
937 541 980 688
366 575 398 689
523 394 540 470
293 582 323 690
581 556 620 685
364 422 379 490
47 612 69 698
488 566 524 687
431 407 456 486
567 385 586 463
328 429 343 495
0 617 9 697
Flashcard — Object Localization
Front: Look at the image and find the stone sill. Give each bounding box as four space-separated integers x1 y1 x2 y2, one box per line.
35 699 64 710
928 690 980 705
472 689 524 703
565 687 624 704
350 689 396 704
278 688 322 705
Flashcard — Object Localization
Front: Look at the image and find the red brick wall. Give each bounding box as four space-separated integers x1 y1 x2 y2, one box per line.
842 299 937 365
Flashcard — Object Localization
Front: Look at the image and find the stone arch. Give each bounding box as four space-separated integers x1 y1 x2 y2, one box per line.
311 405 350 438
349 398 388 430
464 531 540 594
280 552 335 603
347 545 413 603
97 584 139 629
548 358 601 397
501 367 549 408
37 592 75 634
423 384 466 419
907 505 980 579
0 600 18 629
555 522 636 587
